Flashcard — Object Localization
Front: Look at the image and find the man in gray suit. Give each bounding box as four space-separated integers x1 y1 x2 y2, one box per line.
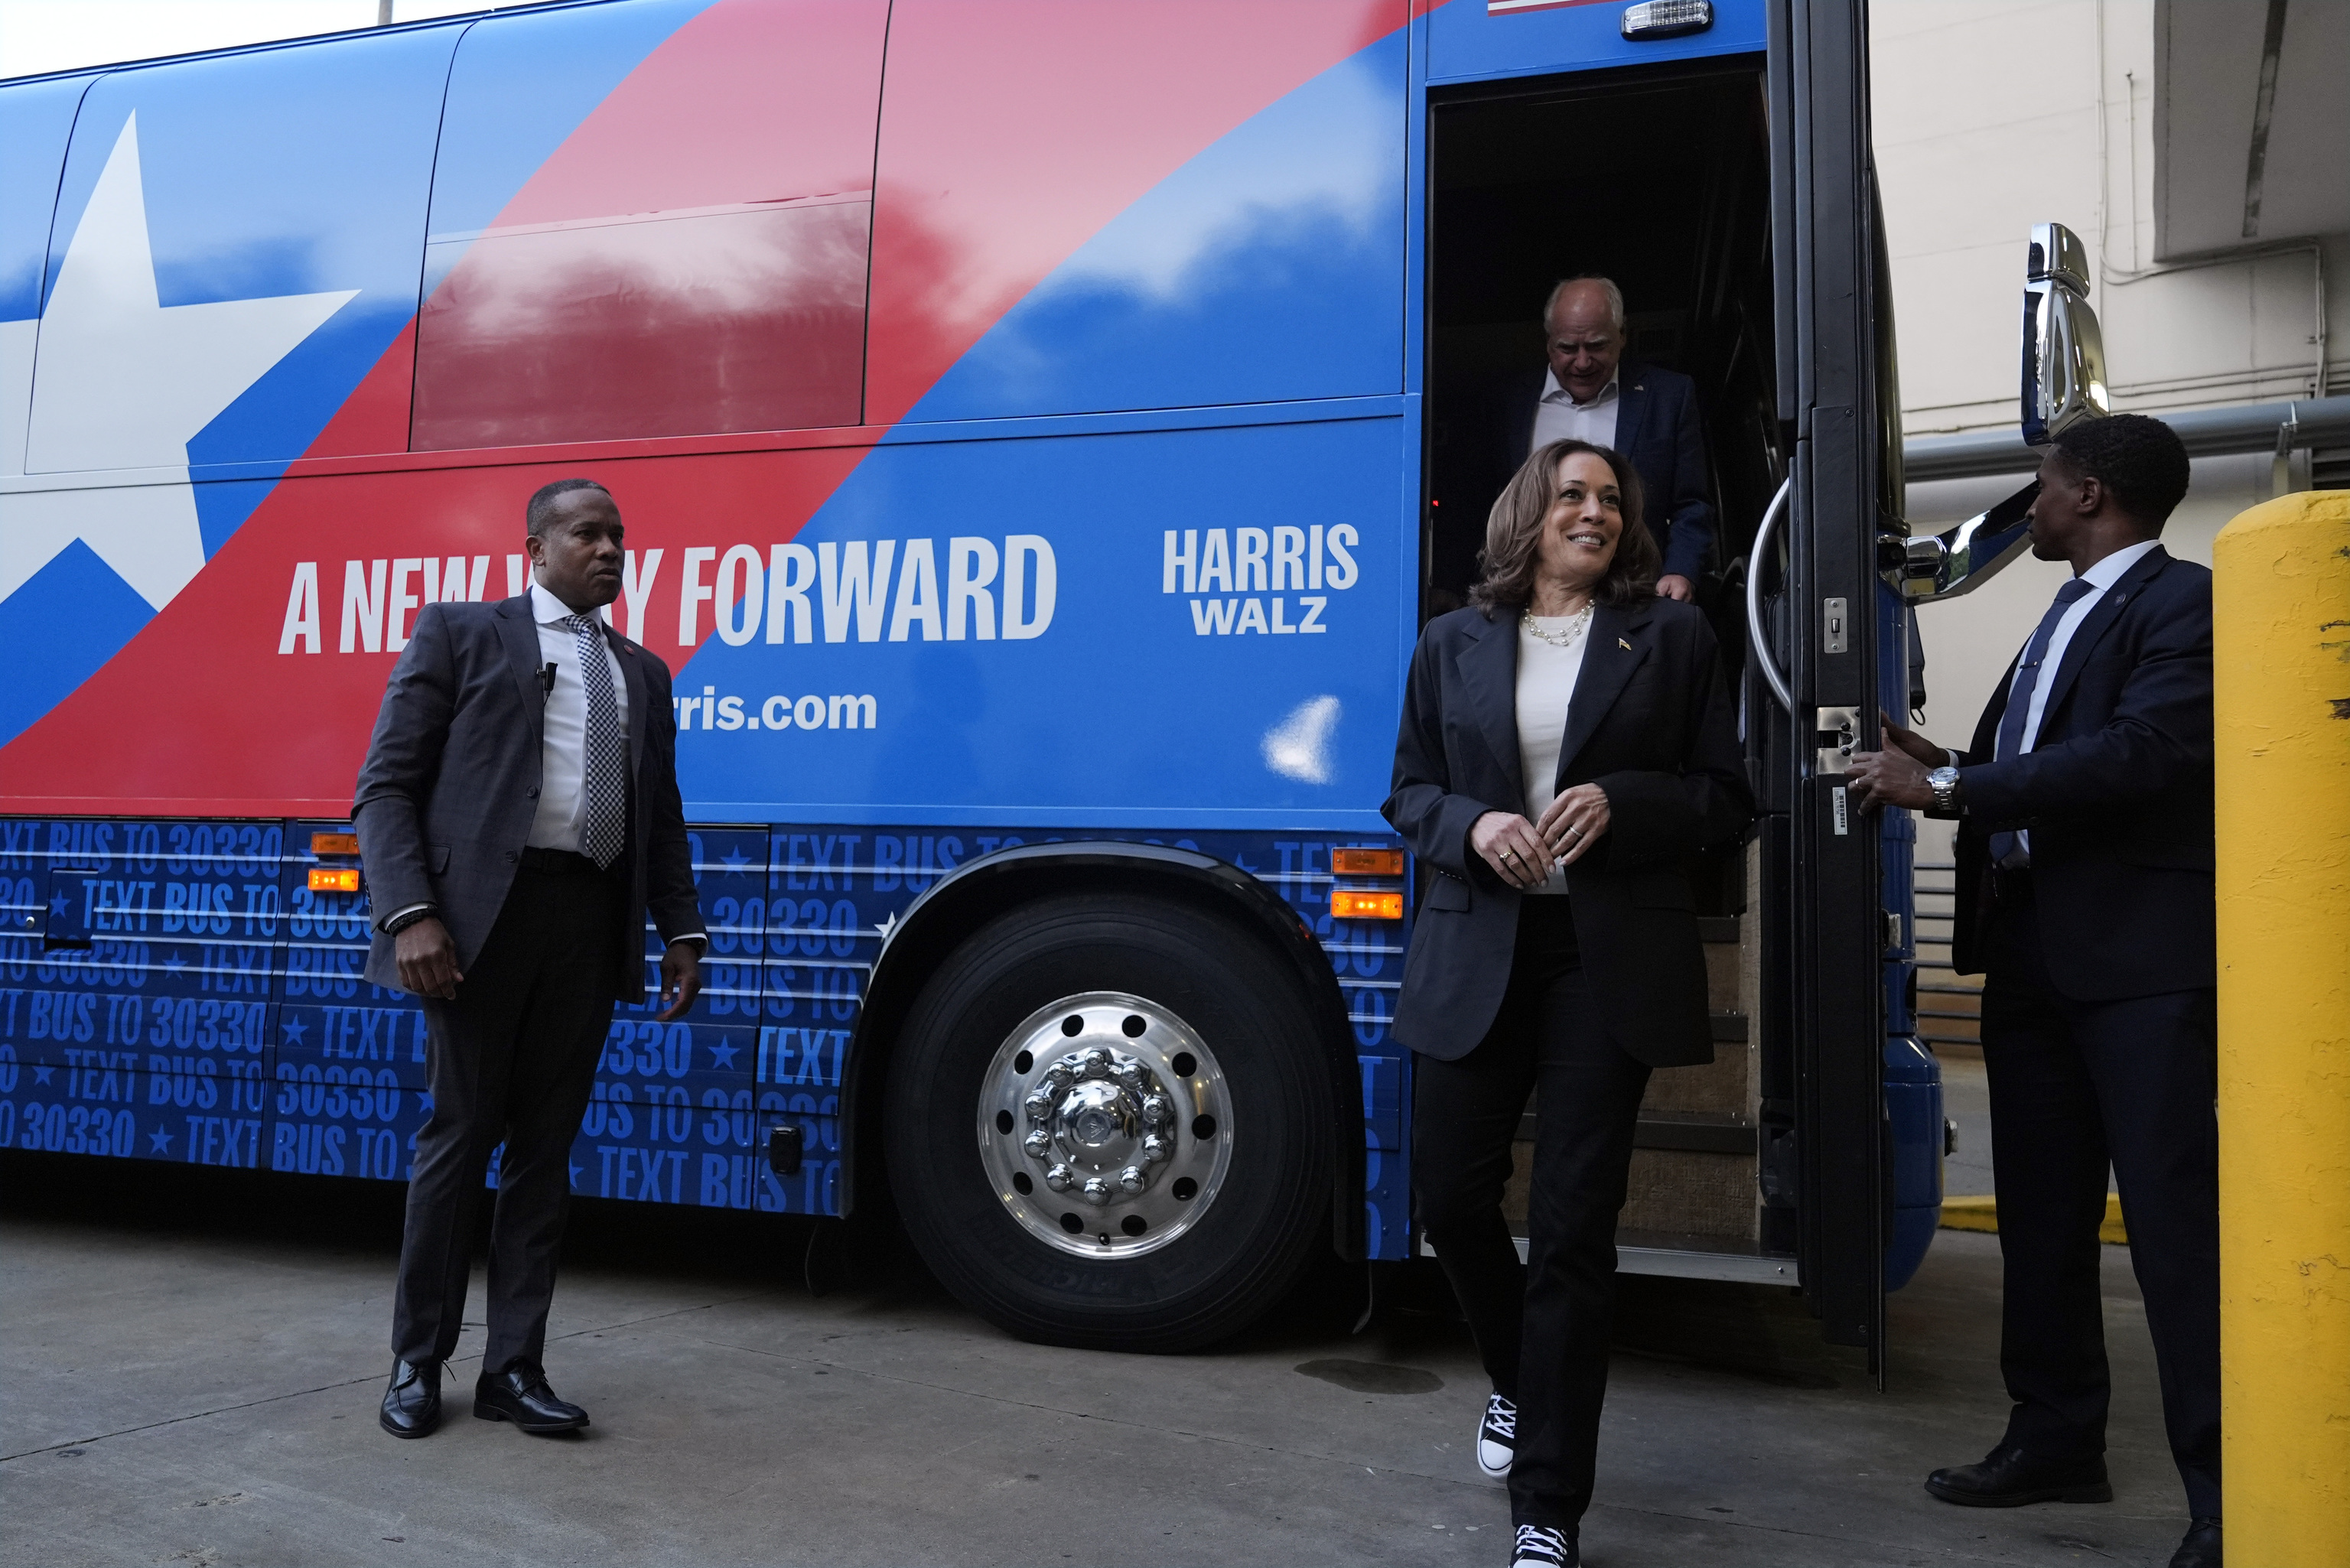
358 477 705 1440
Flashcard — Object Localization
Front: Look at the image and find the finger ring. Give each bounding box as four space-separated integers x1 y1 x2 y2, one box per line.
1567 826 1582 839
1501 849 1520 864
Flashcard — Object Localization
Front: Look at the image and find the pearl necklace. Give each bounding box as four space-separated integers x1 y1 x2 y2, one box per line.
1520 603 1594 649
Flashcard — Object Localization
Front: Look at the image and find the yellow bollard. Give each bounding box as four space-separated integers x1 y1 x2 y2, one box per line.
2215 489 2350 1560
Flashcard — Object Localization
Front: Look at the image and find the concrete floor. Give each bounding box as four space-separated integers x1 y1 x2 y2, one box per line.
0 1152 2195 1567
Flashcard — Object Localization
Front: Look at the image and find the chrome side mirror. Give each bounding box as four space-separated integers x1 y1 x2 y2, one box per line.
2021 222 2109 445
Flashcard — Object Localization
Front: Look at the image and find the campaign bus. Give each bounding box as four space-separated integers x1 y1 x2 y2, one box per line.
0 0 2088 1362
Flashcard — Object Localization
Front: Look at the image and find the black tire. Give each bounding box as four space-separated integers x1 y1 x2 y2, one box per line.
884 890 1334 1352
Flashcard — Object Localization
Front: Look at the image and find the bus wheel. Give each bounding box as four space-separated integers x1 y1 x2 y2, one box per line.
884 890 1333 1352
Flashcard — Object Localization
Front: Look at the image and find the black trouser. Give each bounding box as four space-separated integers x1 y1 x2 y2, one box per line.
1979 883 2220 1518
391 855 624 1377
1412 899 1652 1528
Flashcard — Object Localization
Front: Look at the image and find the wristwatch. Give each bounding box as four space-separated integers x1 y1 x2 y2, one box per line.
1927 766 1963 815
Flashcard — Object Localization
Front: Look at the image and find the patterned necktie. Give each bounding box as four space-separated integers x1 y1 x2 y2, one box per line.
562 613 627 870
1987 577 2094 868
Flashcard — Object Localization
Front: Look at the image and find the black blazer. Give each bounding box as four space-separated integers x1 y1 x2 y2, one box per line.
1383 598 1751 1065
1945 545 2214 1000
353 594 702 1001
1494 360 1716 582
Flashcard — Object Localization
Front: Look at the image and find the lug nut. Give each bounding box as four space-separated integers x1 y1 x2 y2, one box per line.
1118 1165 1148 1194
1081 1176 1113 1205
1079 1048 1111 1078
1044 1163 1075 1192
1024 1129 1053 1158
1141 1095 1172 1128
1140 1134 1170 1166
1024 1088 1055 1122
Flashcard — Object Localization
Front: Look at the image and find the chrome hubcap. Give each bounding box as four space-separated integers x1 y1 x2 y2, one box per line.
978 991 1232 1258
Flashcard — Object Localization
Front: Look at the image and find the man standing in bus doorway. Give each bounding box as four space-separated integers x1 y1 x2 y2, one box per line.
1847 416 2219 1568
1487 277 1715 602
356 477 705 1441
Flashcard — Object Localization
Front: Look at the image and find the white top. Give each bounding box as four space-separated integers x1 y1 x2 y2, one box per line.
2000 539 2158 862
1515 610 1592 896
526 579 631 854
1531 366 1620 451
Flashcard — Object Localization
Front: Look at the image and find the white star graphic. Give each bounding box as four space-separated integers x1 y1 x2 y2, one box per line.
708 1039 739 1070
874 912 900 944
0 113 356 611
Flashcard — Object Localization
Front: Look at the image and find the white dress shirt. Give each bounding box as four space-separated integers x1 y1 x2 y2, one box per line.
1531 366 1619 452
1996 538 2160 860
527 580 630 853
1515 612 1591 896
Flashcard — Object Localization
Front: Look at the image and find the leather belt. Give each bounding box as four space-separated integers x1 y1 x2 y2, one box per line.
519 846 613 877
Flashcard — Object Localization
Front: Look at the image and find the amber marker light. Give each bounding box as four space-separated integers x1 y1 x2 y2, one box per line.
1330 890 1404 921
308 868 361 893
1330 847 1404 876
311 832 360 855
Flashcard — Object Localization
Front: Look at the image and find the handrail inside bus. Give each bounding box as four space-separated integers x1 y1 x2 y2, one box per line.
1745 477 1795 712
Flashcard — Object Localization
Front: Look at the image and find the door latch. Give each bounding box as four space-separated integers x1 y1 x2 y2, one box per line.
1814 705 1860 775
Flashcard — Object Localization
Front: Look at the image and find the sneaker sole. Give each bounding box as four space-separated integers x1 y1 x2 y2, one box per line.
1477 1453 1512 1481
473 1399 588 1435
1922 1477 2113 1508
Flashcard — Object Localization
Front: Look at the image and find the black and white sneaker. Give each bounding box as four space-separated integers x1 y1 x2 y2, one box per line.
1476 1391 1518 1479
1511 1524 1577 1566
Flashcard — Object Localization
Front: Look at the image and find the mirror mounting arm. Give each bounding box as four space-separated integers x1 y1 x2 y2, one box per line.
1877 478 2041 603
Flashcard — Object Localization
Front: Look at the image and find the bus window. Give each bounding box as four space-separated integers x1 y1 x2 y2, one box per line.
411 0 887 450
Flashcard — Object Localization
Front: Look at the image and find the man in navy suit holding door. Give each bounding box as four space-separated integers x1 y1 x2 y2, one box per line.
1848 415 2219 1568
1487 277 1714 601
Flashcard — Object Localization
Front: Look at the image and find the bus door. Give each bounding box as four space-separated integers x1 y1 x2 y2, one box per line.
1416 0 1901 1360
1757 0 1893 1368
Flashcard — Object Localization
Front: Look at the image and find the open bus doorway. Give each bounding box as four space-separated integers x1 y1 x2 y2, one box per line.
1415 61 1795 1277
1421 60 1783 656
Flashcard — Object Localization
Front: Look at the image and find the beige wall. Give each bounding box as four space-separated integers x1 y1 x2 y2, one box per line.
1870 0 2345 864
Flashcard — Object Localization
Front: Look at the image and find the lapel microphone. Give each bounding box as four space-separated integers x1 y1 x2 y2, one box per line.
539 662 557 704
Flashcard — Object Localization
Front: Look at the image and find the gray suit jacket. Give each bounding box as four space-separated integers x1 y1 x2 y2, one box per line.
352 594 701 1000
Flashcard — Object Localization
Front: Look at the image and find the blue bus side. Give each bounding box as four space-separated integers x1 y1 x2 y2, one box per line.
0 818 1414 1254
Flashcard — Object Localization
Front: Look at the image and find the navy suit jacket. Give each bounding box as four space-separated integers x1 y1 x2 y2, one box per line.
352 594 702 1001
1498 360 1715 581
1383 598 1750 1065
1944 545 2214 1000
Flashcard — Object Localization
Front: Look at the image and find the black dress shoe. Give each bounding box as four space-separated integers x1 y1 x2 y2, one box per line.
1924 1443 2111 1507
379 1358 441 1440
2169 1518 2221 1568
474 1365 590 1434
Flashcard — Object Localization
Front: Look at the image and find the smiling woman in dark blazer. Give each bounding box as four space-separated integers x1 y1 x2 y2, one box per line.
1385 438 1750 1568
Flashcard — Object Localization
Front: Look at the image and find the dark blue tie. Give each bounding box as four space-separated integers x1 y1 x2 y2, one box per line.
1987 577 2094 867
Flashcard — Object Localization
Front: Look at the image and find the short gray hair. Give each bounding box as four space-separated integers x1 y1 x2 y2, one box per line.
1542 276 1625 336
